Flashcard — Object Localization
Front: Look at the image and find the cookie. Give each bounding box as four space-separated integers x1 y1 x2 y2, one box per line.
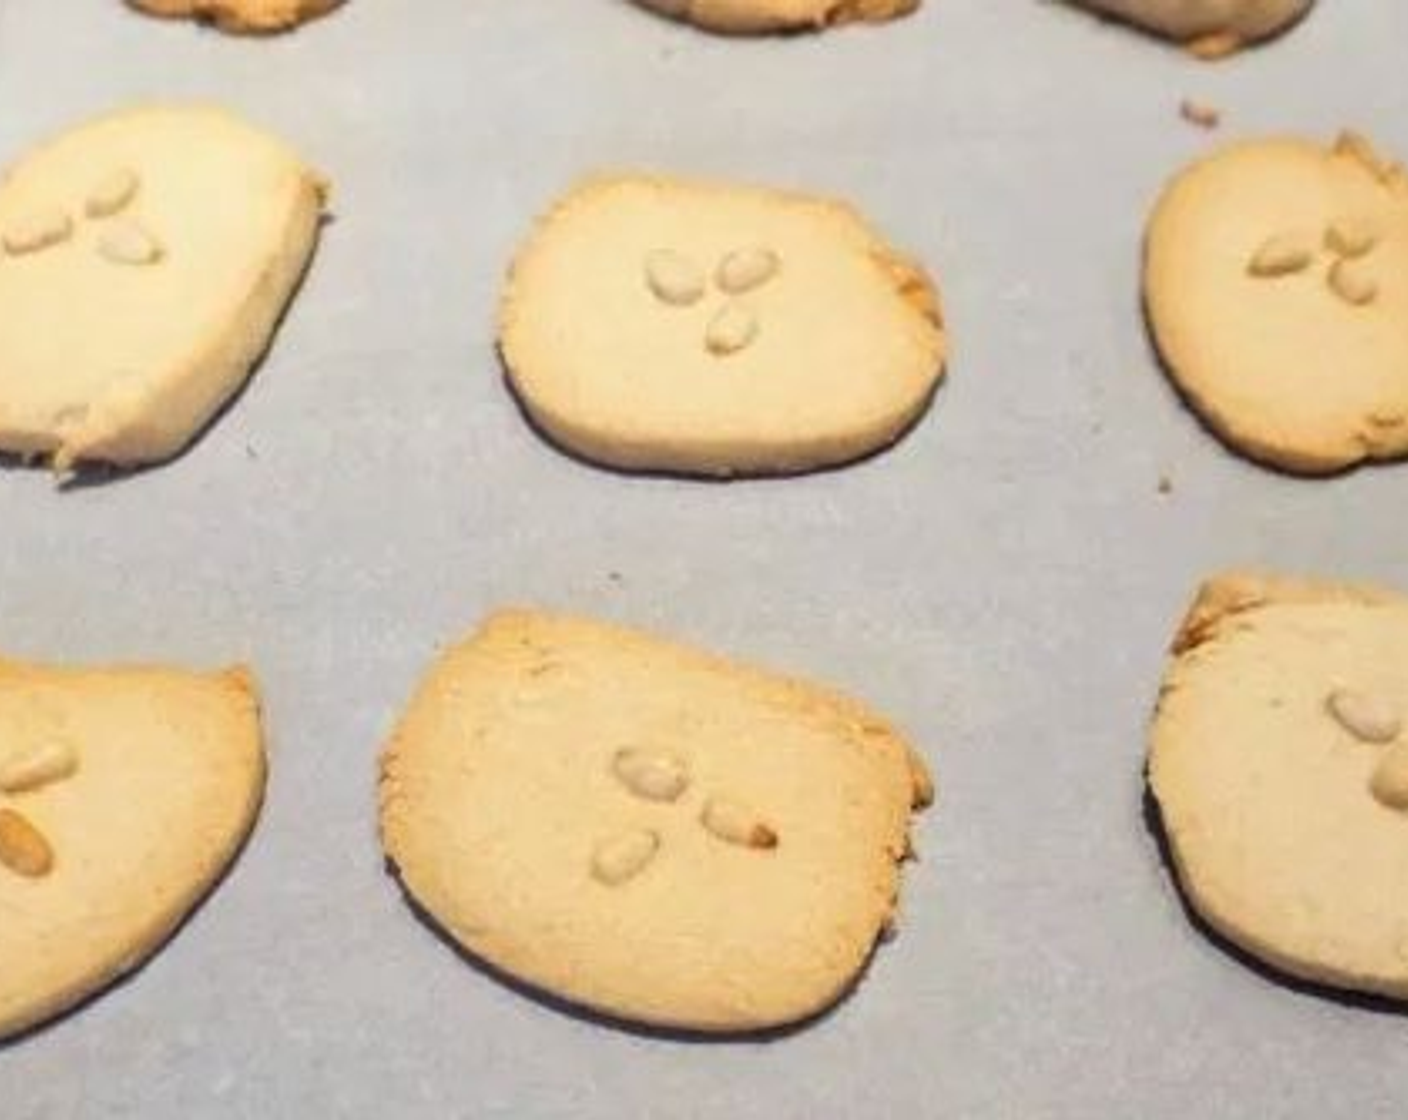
1071 0 1311 56
632 0 918 34
1145 132 1408 474
1150 571 1408 1001
499 174 946 476
379 610 933 1033
126 0 343 33
0 105 328 473
0 658 265 1040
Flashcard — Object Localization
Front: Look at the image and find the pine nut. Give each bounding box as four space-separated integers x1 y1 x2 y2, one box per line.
611 747 689 803
704 302 759 357
644 249 705 307
0 739 79 794
590 828 660 886
1371 743 1408 811
1326 688 1401 744
700 797 778 850
97 220 164 267
85 168 140 219
1327 257 1378 306
715 247 779 295
1246 232 1313 278
1324 216 1377 259
0 808 54 878
3 209 73 256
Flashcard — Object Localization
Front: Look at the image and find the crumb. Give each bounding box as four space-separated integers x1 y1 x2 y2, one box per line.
1180 99 1221 130
608 571 624 584
1158 474 1174 495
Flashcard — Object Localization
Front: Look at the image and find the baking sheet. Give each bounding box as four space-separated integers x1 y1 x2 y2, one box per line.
2 1 1407 1116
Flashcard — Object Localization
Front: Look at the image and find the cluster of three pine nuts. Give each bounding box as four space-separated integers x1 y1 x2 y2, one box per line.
1246 214 1382 306
643 245 782 357
1 167 164 268
590 745 779 887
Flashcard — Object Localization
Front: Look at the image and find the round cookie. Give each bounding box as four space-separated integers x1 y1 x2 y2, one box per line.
499 174 946 476
379 610 933 1033
1150 572 1408 1001
126 0 343 33
632 0 918 35
1071 0 1311 55
0 659 265 1040
0 105 328 474
1145 132 1408 474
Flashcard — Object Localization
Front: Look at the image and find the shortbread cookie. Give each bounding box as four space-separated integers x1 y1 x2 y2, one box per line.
1145 132 1408 473
380 610 933 1032
1072 0 1311 55
0 105 328 473
0 658 265 1040
1150 571 1408 1001
499 174 946 476
632 0 918 34
127 0 342 33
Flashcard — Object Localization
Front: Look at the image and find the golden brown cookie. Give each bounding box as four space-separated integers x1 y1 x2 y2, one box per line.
0 658 265 1041
1144 132 1408 474
1150 571 1408 1001
380 610 933 1033
0 105 329 474
499 174 946 477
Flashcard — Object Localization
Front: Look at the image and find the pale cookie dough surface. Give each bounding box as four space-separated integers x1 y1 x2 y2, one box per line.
1071 0 1311 53
380 610 932 1033
1145 132 1408 474
632 0 918 34
499 174 946 477
126 0 343 33
1150 572 1408 1001
0 659 265 1041
0 105 328 473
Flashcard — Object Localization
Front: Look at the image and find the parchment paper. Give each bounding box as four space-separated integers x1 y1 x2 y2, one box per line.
1 1 1406 1116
